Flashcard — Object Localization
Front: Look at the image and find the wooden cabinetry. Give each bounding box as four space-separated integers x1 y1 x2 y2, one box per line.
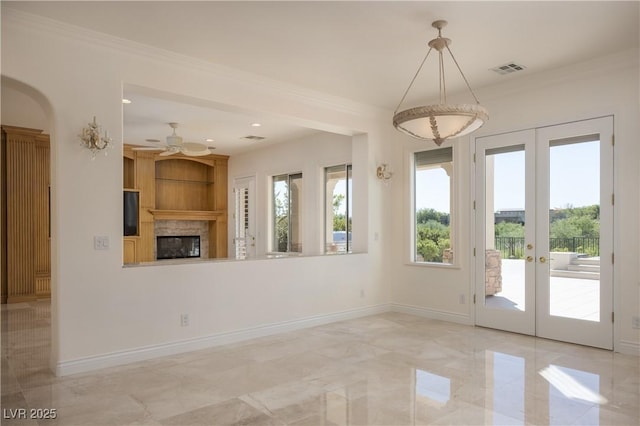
1 125 51 303
155 159 214 211
123 146 228 263
123 237 137 264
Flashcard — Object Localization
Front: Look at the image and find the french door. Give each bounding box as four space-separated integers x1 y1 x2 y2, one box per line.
233 176 256 259
475 117 613 349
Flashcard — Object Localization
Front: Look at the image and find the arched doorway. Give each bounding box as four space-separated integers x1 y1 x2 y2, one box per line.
1 76 56 378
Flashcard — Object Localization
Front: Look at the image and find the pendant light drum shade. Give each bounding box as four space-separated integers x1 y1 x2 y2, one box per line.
393 20 488 145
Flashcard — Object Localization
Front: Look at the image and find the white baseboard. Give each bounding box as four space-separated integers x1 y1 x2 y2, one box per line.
390 303 472 325
55 304 390 376
54 303 637 376
617 339 640 356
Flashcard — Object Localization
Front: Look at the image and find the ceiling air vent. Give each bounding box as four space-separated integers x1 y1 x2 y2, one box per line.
243 135 265 141
490 62 526 75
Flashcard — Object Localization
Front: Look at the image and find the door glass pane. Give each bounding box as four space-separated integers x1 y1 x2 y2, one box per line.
273 175 289 252
289 173 303 253
325 165 349 253
484 146 526 311
548 138 600 321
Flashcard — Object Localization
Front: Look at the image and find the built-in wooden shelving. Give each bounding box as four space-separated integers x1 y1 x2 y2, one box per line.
123 145 228 264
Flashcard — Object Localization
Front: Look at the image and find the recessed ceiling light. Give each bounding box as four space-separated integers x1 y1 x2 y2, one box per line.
205 138 214 142
251 123 262 127
122 98 132 104
145 138 161 143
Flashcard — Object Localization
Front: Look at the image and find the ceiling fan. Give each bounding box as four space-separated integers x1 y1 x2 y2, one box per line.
133 122 214 157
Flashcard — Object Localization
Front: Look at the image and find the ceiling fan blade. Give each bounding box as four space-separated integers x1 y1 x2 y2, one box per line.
132 147 166 151
181 142 211 156
159 150 178 157
182 149 212 157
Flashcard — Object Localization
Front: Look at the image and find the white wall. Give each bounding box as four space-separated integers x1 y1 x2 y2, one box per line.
1 9 389 374
2 7 637 375
228 131 354 257
1 77 52 132
387 49 640 353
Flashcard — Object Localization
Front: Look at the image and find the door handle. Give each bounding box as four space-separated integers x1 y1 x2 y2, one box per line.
527 243 533 250
539 256 547 263
526 256 534 262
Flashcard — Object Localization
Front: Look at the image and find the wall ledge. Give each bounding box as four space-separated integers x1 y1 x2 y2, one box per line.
55 303 390 376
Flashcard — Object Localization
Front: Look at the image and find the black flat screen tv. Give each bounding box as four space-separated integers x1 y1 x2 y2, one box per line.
123 190 139 236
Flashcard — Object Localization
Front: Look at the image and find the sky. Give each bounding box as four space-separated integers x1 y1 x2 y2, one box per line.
415 140 600 214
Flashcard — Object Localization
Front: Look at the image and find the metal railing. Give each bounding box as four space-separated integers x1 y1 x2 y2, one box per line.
494 237 599 259
549 237 599 256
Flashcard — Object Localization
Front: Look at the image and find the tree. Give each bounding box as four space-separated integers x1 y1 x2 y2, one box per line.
274 187 289 252
416 220 450 262
494 222 524 237
550 205 599 239
416 208 449 225
332 193 346 231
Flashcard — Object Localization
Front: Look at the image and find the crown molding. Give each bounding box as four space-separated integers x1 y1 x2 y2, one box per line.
475 48 639 104
3 8 387 119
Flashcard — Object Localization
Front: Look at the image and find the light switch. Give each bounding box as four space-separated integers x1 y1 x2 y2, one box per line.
94 236 110 250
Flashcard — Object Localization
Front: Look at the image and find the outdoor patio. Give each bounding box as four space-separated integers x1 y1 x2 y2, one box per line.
484 259 600 322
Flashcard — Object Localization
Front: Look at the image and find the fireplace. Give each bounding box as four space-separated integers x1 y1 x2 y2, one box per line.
156 236 201 260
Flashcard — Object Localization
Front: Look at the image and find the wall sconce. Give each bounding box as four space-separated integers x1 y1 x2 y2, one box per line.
376 164 393 181
80 116 112 158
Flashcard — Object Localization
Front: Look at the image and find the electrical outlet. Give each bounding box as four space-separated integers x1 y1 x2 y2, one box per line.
459 294 466 304
180 314 189 327
93 236 109 250
360 289 365 298
632 316 640 329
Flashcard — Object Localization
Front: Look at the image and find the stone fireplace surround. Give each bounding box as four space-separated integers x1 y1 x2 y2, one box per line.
154 220 209 260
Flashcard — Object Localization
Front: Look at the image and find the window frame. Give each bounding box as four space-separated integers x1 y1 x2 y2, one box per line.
409 145 458 268
271 172 303 253
324 164 353 254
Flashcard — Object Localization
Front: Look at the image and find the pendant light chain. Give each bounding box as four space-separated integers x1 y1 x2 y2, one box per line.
445 45 481 105
393 47 434 114
439 50 446 104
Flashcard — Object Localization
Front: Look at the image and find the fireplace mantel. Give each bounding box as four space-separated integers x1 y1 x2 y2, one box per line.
149 209 224 221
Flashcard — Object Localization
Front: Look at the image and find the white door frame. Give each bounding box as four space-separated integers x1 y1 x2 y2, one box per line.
474 129 536 336
233 176 256 259
473 116 614 349
535 116 614 349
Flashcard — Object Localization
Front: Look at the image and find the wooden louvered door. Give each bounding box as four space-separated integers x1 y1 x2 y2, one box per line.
1 125 50 303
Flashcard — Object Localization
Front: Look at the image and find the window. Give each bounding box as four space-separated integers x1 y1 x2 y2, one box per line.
325 164 352 253
272 173 303 253
414 147 453 264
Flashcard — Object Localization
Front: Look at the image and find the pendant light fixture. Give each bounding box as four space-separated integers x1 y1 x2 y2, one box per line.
393 20 488 146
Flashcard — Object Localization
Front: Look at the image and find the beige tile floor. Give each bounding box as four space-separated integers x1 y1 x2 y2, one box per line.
2 300 639 425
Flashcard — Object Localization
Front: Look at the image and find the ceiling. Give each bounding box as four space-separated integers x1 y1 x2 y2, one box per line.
4 1 639 155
